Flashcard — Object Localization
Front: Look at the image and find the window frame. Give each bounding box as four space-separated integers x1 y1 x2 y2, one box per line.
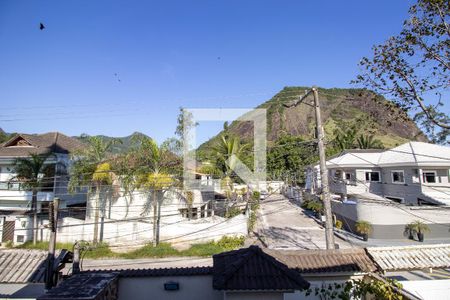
422 171 437 184
365 171 381 183
391 170 405 184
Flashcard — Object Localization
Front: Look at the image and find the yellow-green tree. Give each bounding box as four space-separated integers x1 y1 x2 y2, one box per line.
144 172 174 246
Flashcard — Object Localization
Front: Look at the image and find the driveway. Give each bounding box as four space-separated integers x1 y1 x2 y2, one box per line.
258 194 351 250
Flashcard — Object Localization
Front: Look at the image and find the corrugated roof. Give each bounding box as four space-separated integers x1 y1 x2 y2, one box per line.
85 266 213 277
0 249 48 283
0 132 84 157
367 244 450 271
265 248 377 274
326 142 450 168
0 249 72 284
213 245 310 291
38 272 119 300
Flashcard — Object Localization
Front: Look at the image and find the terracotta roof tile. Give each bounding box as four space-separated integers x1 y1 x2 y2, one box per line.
0 132 84 157
264 248 378 274
213 245 310 291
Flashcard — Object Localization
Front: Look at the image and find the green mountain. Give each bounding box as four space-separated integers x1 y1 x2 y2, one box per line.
77 132 152 154
199 87 427 152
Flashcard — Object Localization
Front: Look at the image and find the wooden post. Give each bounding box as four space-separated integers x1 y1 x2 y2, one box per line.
45 197 59 290
73 242 81 274
312 87 335 249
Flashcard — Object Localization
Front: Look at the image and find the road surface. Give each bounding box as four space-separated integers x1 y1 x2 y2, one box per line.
258 194 351 250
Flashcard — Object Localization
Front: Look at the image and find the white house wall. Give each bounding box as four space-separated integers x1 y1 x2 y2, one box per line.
46 213 248 247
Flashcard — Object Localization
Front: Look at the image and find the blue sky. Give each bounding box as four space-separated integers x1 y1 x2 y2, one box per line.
0 0 420 144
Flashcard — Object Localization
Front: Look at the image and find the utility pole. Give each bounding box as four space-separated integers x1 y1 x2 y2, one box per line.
283 87 335 249
73 242 81 274
312 87 335 249
45 197 60 290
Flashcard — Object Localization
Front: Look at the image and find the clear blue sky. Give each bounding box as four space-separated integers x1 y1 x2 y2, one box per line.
0 0 417 144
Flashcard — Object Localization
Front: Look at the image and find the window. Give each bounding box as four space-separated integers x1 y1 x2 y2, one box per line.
422 171 436 183
386 196 403 204
365 171 380 182
345 173 352 181
391 170 405 184
16 235 24 243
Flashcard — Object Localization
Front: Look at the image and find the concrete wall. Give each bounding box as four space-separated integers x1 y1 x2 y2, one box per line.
47 213 248 247
226 291 283 300
331 199 450 239
118 276 222 300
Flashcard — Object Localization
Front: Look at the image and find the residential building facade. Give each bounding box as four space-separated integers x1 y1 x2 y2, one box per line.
305 142 450 239
0 132 85 245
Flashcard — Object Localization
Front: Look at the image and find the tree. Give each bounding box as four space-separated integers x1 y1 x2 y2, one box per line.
356 134 384 149
267 135 317 184
211 135 249 179
130 136 177 246
69 136 120 243
355 0 450 143
334 127 357 151
12 153 54 245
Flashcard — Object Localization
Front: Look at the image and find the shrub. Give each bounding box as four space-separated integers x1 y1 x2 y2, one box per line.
216 235 245 250
248 211 257 232
225 206 242 218
307 201 324 214
355 220 372 235
335 220 343 230
122 243 178 259
252 191 261 201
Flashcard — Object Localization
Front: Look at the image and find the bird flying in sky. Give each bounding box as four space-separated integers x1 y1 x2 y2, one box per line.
39 23 45 30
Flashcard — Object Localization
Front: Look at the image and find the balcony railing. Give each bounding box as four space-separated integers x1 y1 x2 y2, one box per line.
0 181 54 192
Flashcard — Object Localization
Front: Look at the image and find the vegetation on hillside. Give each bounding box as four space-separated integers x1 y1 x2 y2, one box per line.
355 0 449 144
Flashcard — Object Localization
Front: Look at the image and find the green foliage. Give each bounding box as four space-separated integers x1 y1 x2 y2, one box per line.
252 191 261 201
334 127 358 151
12 153 54 190
215 235 245 250
355 220 372 235
267 135 317 184
122 243 179 259
409 220 431 234
306 201 324 214
248 211 257 232
355 0 449 141
335 219 343 230
15 241 75 251
356 134 384 149
306 277 404 300
225 205 242 218
211 135 250 178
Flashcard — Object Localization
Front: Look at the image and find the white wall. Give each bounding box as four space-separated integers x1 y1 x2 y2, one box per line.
50 213 248 247
118 276 222 300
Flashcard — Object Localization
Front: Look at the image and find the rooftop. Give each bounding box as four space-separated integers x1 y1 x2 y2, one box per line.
0 132 85 157
367 244 450 271
212 245 310 291
326 141 450 168
265 248 378 274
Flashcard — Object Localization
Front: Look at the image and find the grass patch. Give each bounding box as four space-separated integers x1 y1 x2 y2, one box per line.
14 236 245 259
121 243 179 259
15 241 74 251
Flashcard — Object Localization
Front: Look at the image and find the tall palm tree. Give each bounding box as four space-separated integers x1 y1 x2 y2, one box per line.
69 136 120 244
212 135 249 178
334 128 357 151
211 135 249 214
12 153 54 245
131 136 177 246
356 134 384 149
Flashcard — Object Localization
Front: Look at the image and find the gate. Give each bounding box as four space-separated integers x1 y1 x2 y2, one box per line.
2 220 15 243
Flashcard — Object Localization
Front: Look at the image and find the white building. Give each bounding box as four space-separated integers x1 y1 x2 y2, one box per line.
305 142 450 239
0 132 85 244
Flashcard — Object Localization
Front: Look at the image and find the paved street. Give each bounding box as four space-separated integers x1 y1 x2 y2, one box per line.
258 194 351 250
